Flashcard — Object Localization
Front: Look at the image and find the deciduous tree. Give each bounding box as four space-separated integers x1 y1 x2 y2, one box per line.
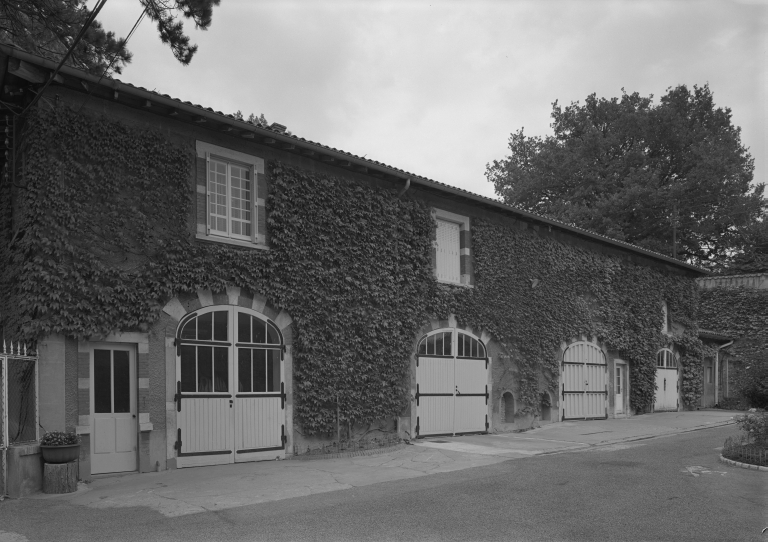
0 0 220 75
486 85 765 270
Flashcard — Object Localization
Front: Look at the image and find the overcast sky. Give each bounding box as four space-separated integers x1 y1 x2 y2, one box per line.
92 0 766 200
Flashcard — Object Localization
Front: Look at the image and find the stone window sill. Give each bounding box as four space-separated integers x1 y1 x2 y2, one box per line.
196 233 268 251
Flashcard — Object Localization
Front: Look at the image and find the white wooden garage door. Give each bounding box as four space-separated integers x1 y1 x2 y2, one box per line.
174 307 286 468
562 341 608 420
654 349 679 412
416 330 489 436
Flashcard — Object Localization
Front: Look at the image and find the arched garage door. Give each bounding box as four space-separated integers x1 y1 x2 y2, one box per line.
174 306 286 467
561 341 608 420
415 329 489 436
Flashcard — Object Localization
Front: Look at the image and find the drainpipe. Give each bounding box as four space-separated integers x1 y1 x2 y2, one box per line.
1 356 7 498
397 178 410 198
715 340 733 405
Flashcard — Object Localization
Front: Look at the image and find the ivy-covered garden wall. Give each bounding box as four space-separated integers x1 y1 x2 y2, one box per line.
698 285 768 407
0 105 707 439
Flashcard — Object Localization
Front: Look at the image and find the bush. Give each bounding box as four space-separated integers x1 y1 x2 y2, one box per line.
40 431 80 446
733 361 768 409
718 396 749 410
734 409 768 446
722 435 768 467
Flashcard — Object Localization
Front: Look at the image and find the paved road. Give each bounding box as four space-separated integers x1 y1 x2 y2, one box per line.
1 425 764 541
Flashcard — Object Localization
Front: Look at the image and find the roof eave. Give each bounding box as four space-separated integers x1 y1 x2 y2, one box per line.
0 44 709 276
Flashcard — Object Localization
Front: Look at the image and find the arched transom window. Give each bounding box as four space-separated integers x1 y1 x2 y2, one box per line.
418 330 486 359
656 348 678 369
177 307 282 394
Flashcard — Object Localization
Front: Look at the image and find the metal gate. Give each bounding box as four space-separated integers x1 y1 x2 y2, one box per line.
1 342 38 498
562 341 608 420
415 330 489 437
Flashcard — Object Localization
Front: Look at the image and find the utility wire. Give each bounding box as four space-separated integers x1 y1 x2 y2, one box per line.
96 7 147 85
19 0 110 117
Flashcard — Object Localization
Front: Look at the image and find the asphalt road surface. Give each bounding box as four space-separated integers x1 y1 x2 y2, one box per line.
1 425 765 542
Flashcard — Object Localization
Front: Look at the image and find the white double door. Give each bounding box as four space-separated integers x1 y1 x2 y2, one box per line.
561 341 608 420
90 344 137 475
175 307 285 468
416 331 489 437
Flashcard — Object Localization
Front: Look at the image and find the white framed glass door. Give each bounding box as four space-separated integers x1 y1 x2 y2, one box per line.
90 344 137 474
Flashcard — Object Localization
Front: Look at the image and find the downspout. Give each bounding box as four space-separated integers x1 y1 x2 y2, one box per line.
397 178 410 198
714 340 733 405
1 355 7 498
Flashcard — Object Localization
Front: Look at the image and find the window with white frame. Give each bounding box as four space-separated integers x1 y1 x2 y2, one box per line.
433 209 470 285
208 157 254 240
196 141 265 247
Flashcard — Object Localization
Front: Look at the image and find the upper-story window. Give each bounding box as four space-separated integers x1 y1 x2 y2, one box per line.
433 209 472 286
661 301 670 334
196 141 266 249
208 158 253 240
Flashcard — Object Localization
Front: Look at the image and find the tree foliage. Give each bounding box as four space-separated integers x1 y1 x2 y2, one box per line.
486 85 765 270
0 0 219 75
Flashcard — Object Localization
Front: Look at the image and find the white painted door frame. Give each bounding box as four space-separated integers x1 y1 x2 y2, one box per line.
614 362 626 415
90 343 138 475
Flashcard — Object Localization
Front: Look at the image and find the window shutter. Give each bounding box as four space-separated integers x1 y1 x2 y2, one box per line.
436 219 460 283
251 164 257 244
205 152 211 235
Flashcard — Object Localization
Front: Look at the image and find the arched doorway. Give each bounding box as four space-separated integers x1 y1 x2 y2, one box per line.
502 392 515 422
415 328 488 436
561 341 608 420
175 306 286 467
540 392 552 421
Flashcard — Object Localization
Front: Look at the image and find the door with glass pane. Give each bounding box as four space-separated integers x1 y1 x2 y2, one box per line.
234 311 284 461
175 307 285 468
90 345 137 474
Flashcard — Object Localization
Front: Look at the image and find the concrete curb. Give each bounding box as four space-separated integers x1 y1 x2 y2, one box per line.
288 443 408 461
536 420 738 456
719 454 768 472
615 419 737 443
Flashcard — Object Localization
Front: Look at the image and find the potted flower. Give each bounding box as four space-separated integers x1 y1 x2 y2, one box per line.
40 431 81 464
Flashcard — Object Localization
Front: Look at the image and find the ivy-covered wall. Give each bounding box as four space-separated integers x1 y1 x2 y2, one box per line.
698 281 768 405
0 101 707 441
431 220 705 412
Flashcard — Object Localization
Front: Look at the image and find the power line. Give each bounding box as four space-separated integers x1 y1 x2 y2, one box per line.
19 0 110 117
96 7 147 85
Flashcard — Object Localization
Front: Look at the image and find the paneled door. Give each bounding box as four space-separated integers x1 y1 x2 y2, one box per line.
654 349 679 412
90 345 137 474
415 329 488 437
561 341 608 420
175 307 285 468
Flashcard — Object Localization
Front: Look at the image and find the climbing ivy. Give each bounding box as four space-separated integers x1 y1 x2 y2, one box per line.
431 220 705 412
266 163 435 432
698 285 768 405
1 104 707 437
